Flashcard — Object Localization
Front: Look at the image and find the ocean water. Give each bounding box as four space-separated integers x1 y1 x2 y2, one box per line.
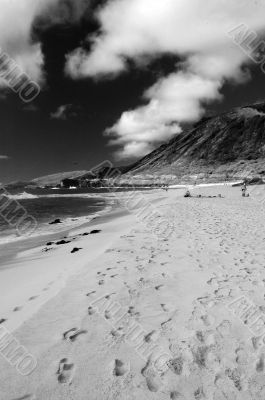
0 193 110 244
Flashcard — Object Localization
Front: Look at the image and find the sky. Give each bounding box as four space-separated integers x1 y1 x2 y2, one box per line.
0 0 265 183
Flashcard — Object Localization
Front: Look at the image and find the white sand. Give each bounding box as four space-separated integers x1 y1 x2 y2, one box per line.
0 208 136 333
1 186 265 399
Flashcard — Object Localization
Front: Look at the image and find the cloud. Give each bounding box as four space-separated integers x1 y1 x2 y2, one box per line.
35 0 90 29
106 72 222 159
0 155 9 160
66 0 265 159
113 142 157 161
66 0 265 79
0 0 91 92
0 0 53 88
50 104 79 120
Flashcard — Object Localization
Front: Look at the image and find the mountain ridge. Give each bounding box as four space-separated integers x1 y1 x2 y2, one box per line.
6 101 265 188
123 101 265 183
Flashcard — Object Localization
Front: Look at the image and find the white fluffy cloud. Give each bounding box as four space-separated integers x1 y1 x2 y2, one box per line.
0 0 53 87
106 72 222 159
66 0 265 159
0 0 90 89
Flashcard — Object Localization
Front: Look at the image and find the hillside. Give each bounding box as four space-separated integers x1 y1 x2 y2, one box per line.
124 102 265 183
32 170 88 186
17 102 265 187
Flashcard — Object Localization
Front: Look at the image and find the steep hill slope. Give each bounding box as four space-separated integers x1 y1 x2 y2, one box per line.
125 103 265 183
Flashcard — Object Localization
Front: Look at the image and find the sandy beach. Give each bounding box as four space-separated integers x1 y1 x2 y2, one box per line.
1 186 265 399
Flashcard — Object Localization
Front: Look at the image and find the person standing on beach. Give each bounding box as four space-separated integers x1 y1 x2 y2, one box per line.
241 182 247 197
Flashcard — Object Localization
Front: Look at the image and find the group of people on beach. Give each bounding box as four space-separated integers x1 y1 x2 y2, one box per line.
184 190 223 199
183 181 249 198
162 181 250 198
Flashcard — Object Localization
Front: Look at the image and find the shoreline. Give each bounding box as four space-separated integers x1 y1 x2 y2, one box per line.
0 202 137 333
0 187 167 268
0 194 114 246
0 187 169 334
0 195 117 266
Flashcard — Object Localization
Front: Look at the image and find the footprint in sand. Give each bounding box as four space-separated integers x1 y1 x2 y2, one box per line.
170 391 186 400
88 306 96 315
207 277 217 286
0 318 7 324
216 320 231 337
161 304 170 312
63 328 87 342
86 291 96 297
201 314 215 327
57 358 75 384
113 359 130 376
144 330 159 343
194 386 205 399
68 330 87 342
256 354 264 372
195 330 205 343
28 296 38 301
13 306 22 312
128 306 140 317
98 280 105 286
225 368 248 391
105 310 111 319
192 345 209 369
141 360 162 392
252 336 262 350
155 285 164 291
161 318 172 329
105 293 116 300
63 328 77 339
235 347 248 365
168 357 184 375
110 328 124 338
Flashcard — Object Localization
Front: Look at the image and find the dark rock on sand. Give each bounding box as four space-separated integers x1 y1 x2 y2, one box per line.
49 219 62 225
81 230 101 236
56 240 71 245
71 247 82 254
